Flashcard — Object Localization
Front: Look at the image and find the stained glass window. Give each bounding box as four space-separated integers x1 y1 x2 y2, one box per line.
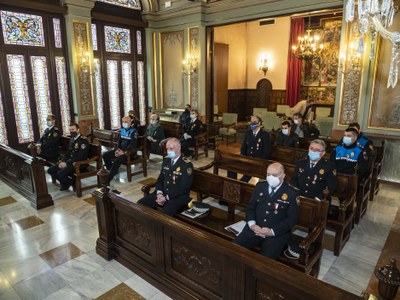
55 57 71 134
53 18 62 48
98 0 141 10
107 60 121 130
0 92 8 145
31 56 52 134
137 61 146 126
94 59 105 128
6 54 34 143
1 11 45 47
121 61 134 115
105 26 131 54
91 24 98 51
136 30 142 55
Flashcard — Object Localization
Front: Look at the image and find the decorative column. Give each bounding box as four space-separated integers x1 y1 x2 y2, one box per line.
61 0 97 135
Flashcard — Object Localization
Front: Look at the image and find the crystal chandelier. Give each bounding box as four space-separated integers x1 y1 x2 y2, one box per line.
291 17 324 61
345 0 400 88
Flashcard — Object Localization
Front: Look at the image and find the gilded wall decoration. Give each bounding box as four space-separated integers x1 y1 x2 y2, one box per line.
339 21 363 125
189 27 199 108
73 21 94 116
368 1 400 130
161 31 184 109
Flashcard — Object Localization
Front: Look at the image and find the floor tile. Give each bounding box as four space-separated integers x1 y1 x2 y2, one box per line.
39 242 84 268
43 287 87 300
95 283 145 300
0 196 17 207
125 274 160 299
8 215 44 231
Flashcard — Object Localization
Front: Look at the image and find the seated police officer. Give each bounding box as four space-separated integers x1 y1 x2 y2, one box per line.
179 104 191 128
145 113 165 156
103 116 137 184
180 108 203 158
348 122 374 154
31 114 61 159
138 138 193 216
228 115 271 182
284 139 337 259
275 120 299 148
48 123 89 191
233 162 299 260
330 127 368 182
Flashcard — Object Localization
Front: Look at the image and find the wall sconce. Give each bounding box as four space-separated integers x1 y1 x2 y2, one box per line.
258 54 269 76
339 42 361 76
182 53 198 76
79 51 91 74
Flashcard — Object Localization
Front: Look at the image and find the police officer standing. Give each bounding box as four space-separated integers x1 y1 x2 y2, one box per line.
138 138 193 216
180 108 203 158
32 114 61 159
228 115 271 182
48 123 89 191
234 162 299 260
103 116 138 183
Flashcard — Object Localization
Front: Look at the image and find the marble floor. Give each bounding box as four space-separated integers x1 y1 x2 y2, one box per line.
0 150 399 299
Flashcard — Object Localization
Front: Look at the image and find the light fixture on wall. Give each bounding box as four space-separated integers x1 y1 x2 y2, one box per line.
258 54 269 76
345 0 400 88
339 43 362 76
182 53 198 76
291 17 324 61
79 51 91 74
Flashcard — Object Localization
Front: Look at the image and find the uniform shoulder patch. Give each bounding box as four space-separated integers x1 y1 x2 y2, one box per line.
183 158 191 163
187 167 192 175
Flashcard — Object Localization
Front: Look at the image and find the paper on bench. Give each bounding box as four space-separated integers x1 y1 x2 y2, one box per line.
224 220 246 236
181 208 208 219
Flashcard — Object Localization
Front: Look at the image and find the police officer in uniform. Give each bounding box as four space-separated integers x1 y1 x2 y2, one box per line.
103 116 138 183
180 108 203 158
32 114 61 159
228 115 271 182
48 123 89 191
138 138 193 216
330 127 368 182
233 163 299 260
291 139 337 201
348 122 374 155
284 139 337 259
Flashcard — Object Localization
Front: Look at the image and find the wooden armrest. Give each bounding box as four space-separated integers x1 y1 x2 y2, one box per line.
73 156 99 173
221 123 236 129
338 193 356 211
198 161 216 171
141 181 156 196
299 220 325 252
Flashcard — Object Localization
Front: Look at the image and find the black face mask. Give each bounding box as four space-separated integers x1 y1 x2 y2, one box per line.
70 132 78 138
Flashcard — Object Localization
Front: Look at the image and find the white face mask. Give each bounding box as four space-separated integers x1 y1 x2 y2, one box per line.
267 175 281 188
293 119 299 125
47 121 52 127
122 122 129 129
190 114 196 120
343 136 353 146
282 128 289 136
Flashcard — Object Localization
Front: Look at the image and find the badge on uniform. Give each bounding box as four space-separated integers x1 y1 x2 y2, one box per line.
75 143 79 149
176 167 180 172
53 132 58 137
187 167 192 175
258 138 261 142
81 144 86 149
281 193 288 200
350 152 354 157
319 169 325 175
299 168 304 173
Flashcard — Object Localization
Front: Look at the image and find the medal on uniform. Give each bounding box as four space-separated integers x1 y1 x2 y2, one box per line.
312 175 317 184
319 169 325 175
274 203 279 214
176 167 180 172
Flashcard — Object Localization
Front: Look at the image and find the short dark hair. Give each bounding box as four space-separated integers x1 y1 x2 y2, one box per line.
348 122 361 130
293 113 303 119
345 127 358 135
281 120 291 127
48 114 56 120
69 122 79 129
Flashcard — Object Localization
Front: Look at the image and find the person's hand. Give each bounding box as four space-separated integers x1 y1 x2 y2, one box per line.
58 161 67 169
36 146 42 154
259 227 274 237
156 194 166 206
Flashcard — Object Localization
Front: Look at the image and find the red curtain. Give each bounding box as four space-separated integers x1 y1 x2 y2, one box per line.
285 18 304 107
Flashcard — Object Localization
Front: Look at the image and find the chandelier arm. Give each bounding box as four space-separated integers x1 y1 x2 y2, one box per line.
371 15 400 42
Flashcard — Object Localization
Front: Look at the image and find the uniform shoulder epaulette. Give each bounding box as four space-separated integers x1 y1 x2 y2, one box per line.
287 183 300 191
183 157 191 163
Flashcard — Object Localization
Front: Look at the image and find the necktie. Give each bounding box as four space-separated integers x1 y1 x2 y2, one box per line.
171 159 174 167
269 188 275 197
310 163 315 169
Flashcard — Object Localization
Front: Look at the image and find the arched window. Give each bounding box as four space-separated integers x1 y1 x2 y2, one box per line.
0 5 73 150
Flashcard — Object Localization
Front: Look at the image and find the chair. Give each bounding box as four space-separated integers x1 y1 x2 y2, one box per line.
276 104 290 115
315 107 331 117
218 113 238 144
315 117 333 137
263 112 281 131
253 108 268 120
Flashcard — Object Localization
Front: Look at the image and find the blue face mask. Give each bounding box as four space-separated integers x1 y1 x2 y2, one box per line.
308 150 320 161
250 123 258 130
167 150 176 159
343 136 353 146
282 128 289 135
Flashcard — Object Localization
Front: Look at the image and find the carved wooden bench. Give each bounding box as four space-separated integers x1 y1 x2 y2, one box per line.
141 168 328 276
